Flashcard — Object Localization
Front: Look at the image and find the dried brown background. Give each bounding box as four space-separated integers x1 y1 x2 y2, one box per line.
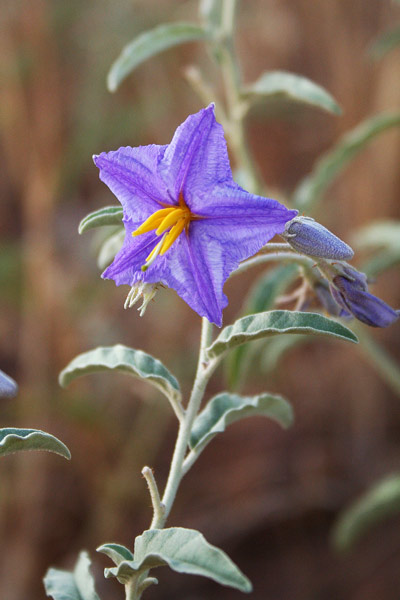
1 1 400 599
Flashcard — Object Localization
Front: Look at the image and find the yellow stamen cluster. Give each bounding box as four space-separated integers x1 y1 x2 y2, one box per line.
132 198 193 269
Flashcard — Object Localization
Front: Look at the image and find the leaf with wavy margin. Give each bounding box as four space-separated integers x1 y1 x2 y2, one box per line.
59 345 181 405
190 392 293 450
207 310 358 359
104 528 252 593
0 428 70 460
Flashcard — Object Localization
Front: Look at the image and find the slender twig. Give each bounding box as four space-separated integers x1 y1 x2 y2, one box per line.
141 467 165 526
232 251 314 277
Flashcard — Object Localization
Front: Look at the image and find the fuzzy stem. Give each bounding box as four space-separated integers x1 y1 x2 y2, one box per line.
150 317 215 530
142 467 165 526
232 251 315 277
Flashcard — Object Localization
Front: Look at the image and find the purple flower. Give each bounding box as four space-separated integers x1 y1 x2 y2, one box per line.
330 266 399 328
94 105 297 325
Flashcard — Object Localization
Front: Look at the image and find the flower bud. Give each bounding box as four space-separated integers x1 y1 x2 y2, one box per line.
282 216 354 260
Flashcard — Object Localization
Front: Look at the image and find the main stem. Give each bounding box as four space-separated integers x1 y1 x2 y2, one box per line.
219 0 262 194
150 317 214 529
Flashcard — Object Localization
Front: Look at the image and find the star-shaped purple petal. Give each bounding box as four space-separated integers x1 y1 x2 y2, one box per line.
94 104 297 326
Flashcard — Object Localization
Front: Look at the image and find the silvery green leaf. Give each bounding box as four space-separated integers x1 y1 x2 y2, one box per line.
226 264 298 389
97 228 125 270
190 392 293 450
243 70 341 115
0 369 18 398
107 23 209 92
79 206 123 234
293 112 400 212
59 345 181 405
0 428 70 460
207 310 358 359
44 551 100 600
97 543 133 565
104 527 252 593
369 25 400 60
332 474 400 552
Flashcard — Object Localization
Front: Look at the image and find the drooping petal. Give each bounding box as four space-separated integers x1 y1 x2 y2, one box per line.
93 145 170 222
331 276 399 328
159 104 233 202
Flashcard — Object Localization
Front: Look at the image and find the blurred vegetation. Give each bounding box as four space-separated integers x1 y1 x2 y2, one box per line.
1 1 400 599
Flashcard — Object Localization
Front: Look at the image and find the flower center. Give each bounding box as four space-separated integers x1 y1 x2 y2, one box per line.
132 193 194 270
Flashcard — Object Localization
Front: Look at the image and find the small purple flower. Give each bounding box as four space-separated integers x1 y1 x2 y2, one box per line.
0 369 18 399
282 216 354 260
330 266 399 328
94 105 297 325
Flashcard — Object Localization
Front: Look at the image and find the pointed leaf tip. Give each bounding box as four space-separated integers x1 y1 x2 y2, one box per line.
107 22 209 92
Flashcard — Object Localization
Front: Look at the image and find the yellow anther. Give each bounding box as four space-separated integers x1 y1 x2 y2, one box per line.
160 219 186 255
155 208 187 235
132 206 176 236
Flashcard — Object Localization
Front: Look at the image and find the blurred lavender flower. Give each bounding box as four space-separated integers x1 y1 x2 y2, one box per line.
330 266 399 328
282 216 354 260
313 280 351 318
0 369 18 399
94 105 297 326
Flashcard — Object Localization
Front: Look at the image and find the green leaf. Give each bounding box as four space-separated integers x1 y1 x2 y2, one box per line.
0 428 71 460
97 228 125 270
369 25 400 60
332 474 400 553
59 345 181 405
97 543 133 565
79 206 123 234
207 310 358 360
107 23 209 92
190 392 293 450
243 70 341 115
293 112 400 212
104 527 252 593
226 264 298 389
44 551 100 600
